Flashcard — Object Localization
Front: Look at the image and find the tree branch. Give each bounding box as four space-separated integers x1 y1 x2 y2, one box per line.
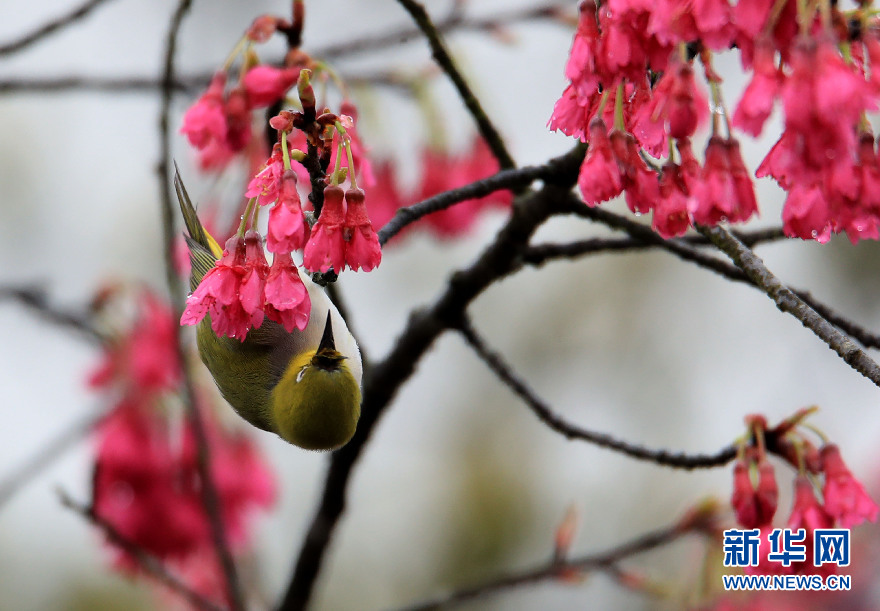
316 2 569 61
564 204 880 351
0 0 117 57
0 409 105 510
523 227 787 264
0 284 103 343
58 490 229 611
157 2 245 610
395 517 704 611
696 224 880 388
378 165 546 246
276 147 585 611
457 317 738 469
395 0 516 170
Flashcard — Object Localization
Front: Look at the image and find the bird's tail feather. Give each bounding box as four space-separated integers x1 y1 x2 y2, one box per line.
174 164 222 289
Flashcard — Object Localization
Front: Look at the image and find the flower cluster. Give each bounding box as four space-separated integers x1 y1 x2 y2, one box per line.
92 399 275 571
181 49 381 341
367 136 513 239
180 230 312 341
728 413 878 576
551 0 880 243
180 14 304 171
86 288 275 602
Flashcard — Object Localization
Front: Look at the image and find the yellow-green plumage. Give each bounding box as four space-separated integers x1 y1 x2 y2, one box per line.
175 171 363 450
272 349 361 450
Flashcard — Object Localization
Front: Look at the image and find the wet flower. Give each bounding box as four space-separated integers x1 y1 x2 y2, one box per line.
266 170 308 254
578 118 623 205
245 146 285 206
343 188 382 272
263 251 311 333
180 235 252 340
303 185 346 273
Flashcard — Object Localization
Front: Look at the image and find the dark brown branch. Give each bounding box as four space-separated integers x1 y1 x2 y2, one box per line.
395 518 699 611
0 284 103 343
276 146 586 611
523 227 787 264
58 490 229 611
378 165 547 246
395 0 516 170
565 204 880 351
0 0 117 56
696 224 880 388
0 410 105 510
458 317 738 469
158 2 245 610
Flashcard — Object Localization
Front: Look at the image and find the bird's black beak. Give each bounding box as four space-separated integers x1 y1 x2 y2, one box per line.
318 311 336 352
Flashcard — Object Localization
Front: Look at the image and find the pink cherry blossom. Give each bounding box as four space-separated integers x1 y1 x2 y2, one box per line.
242 65 300 108
343 188 382 272
180 72 227 150
733 37 781 137
303 185 346 273
245 146 285 206
263 251 311 332
578 119 623 205
821 444 880 528
731 459 778 529
266 170 308 253
180 235 252 340
653 162 691 238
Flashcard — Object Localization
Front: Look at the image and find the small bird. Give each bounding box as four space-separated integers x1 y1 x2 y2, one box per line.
175 171 362 451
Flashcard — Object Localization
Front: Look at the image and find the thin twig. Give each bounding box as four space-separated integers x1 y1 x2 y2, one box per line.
378 166 544 246
0 75 197 95
395 0 516 170
0 0 117 56
395 519 696 611
0 410 106 510
523 227 788 264
696 224 880 388
58 490 229 611
158 1 245 610
277 146 586 611
457 317 738 469
0 284 103 343
316 2 569 61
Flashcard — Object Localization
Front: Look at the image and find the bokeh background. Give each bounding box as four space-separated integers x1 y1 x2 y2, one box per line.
2 0 880 609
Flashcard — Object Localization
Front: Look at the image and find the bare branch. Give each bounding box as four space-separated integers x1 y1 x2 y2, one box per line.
316 2 570 61
0 75 197 96
0 284 103 343
395 0 515 170
378 166 545 246
697 224 880 388
0 0 117 57
523 227 787 264
58 490 229 611
395 518 701 611
0 410 105 510
565 204 880 351
157 2 245 609
457 317 738 469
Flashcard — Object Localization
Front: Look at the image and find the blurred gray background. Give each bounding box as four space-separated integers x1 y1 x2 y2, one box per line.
2 1 880 609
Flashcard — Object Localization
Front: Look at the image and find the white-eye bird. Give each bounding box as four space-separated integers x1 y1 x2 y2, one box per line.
175 173 362 451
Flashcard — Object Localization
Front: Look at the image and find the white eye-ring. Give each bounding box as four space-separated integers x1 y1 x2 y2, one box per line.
296 366 308 383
